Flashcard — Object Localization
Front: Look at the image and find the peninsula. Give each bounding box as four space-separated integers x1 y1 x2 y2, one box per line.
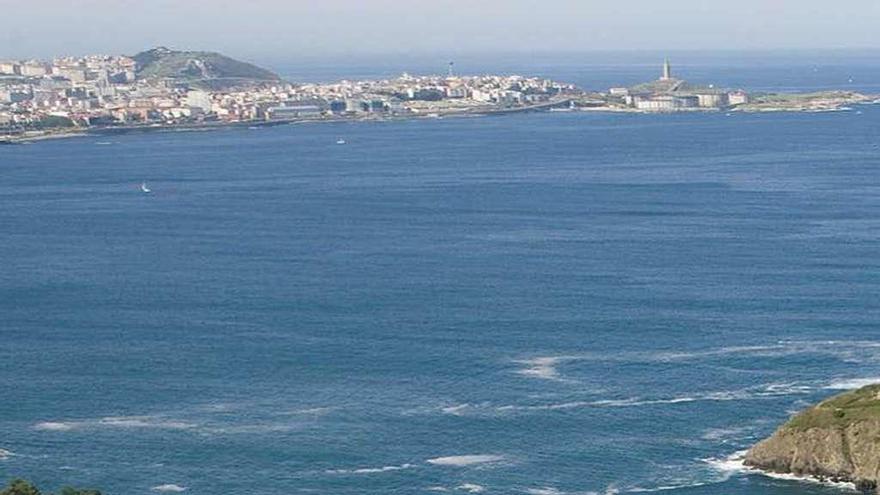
0 47 575 143
744 384 880 492
0 49 873 143
578 58 872 113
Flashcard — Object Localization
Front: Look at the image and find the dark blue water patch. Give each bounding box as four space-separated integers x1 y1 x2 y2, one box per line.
2 100 880 494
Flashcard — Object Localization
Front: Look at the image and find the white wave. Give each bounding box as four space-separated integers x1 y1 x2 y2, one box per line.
427 455 505 467
646 345 785 362
99 417 197 430
529 340 880 367
0 449 14 460
497 395 708 412
700 424 763 443
594 397 702 407
515 356 574 381
509 340 880 384
824 378 880 390
703 450 857 491
627 482 713 493
151 484 187 492
757 382 814 396
285 407 333 416
703 450 750 474
526 488 563 495
456 484 485 493
33 421 76 431
526 486 618 495
442 404 473 416
497 383 813 413
202 422 311 435
757 471 857 491
326 463 414 475
34 416 197 432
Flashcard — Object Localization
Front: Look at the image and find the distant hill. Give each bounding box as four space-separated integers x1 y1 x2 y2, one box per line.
132 47 281 89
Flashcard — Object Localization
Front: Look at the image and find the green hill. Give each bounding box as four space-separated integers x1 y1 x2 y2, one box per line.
132 47 281 89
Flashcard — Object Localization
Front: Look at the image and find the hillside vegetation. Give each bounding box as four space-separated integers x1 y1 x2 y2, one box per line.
132 47 281 89
1 479 100 495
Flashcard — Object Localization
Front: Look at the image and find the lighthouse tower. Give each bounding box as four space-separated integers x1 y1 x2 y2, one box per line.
661 58 672 81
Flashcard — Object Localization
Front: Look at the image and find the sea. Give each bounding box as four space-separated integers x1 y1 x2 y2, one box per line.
3 52 880 495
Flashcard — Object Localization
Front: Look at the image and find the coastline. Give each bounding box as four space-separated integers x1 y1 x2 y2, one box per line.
0 98 573 145
3 96 874 146
708 451 858 492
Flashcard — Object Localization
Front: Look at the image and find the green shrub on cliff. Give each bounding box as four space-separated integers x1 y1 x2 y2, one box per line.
787 384 880 430
1 480 41 495
0 480 101 495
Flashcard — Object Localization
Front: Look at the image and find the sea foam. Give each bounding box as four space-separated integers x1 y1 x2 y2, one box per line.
825 377 880 390
99 416 197 429
441 404 473 416
496 382 813 413
704 450 857 491
514 356 579 381
426 455 505 467
151 484 187 492
525 488 563 495
33 421 76 431
326 463 414 475
34 416 197 432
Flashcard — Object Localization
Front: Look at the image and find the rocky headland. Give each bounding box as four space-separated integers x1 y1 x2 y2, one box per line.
745 384 880 492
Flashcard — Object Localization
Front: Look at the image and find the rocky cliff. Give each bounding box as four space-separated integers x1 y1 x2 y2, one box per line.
745 384 880 492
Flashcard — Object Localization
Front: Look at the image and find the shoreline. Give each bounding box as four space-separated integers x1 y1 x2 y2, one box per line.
707 450 858 492
0 98 573 145
2 98 873 145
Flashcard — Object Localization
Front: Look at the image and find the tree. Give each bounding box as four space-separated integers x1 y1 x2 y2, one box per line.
0 480 41 495
0 480 101 495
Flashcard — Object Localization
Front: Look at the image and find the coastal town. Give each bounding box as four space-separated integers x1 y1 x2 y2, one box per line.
0 47 578 141
0 48 873 142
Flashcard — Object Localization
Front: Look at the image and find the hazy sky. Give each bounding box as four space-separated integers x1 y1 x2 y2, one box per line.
5 0 880 59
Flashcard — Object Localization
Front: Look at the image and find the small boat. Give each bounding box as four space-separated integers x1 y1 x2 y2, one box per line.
140 182 151 193
336 139 346 145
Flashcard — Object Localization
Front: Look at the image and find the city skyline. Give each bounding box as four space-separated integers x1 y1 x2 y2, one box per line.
5 0 880 59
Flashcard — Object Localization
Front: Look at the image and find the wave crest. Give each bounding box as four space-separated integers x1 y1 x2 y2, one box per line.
704 450 857 491
824 377 880 390
151 484 187 492
427 455 505 467
326 463 414 475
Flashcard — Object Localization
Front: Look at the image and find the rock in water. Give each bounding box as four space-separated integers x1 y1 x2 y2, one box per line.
745 384 880 492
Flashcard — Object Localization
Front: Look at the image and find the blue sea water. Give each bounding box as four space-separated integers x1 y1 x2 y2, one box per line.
3 58 880 495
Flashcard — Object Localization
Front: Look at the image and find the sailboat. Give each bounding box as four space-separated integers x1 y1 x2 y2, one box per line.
140 182 151 193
